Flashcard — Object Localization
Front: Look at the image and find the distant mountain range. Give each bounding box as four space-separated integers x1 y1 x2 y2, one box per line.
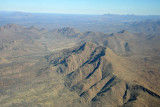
0 24 160 56
1 11 160 33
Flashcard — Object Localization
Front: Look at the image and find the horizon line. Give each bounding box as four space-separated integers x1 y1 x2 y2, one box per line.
1 10 160 16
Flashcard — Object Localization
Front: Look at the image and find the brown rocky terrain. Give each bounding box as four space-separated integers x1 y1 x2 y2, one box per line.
0 24 160 107
46 42 160 107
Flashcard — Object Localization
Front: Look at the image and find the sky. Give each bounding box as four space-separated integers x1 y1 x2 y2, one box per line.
0 0 160 15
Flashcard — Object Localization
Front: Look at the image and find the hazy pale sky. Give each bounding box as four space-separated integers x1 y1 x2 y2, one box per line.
0 0 160 15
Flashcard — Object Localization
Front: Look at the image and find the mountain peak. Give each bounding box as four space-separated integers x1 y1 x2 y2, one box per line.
71 42 97 54
118 30 128 34
55 27 80 33
83 41 97 47
0 24 23 32
1 24 22 29
61 27 75 31
53 27 82 37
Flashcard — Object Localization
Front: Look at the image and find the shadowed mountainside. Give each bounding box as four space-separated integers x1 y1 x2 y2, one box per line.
46 42 160 107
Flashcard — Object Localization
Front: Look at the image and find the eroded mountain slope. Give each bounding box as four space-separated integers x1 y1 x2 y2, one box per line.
46 42 160 107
